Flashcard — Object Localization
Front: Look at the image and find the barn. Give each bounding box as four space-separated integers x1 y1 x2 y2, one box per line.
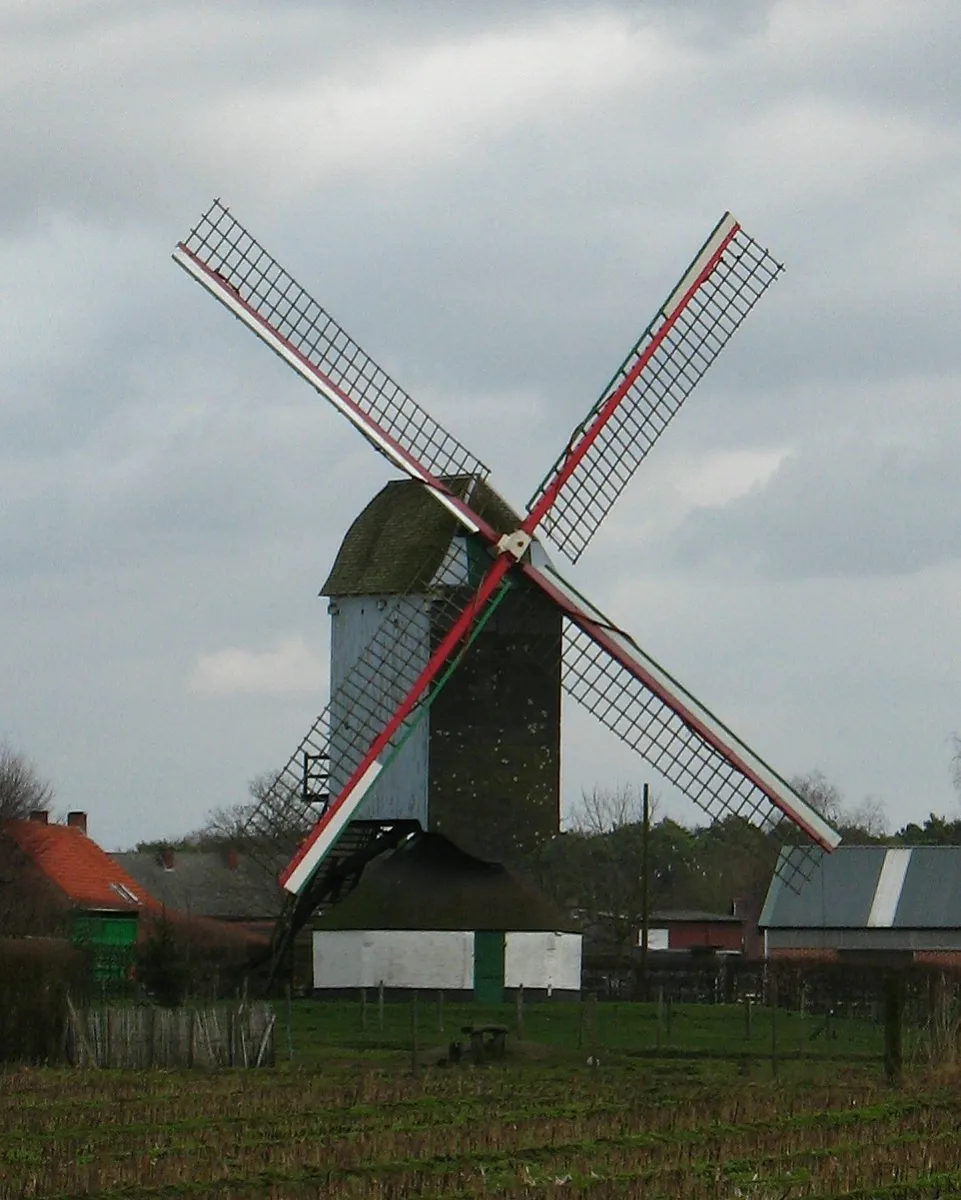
760 844 961 966
312 832 581 1000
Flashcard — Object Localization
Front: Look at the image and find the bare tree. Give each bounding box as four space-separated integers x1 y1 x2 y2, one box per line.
790 770 845 827
791 769 888 840
0 743 54 822
569 784 656 835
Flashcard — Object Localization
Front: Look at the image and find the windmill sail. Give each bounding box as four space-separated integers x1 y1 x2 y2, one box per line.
173 201 489 512
527 214 783 563
516 559 839 854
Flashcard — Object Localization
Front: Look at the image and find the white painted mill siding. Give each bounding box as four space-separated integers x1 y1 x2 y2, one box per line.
312 930 582 992
328 595 430 824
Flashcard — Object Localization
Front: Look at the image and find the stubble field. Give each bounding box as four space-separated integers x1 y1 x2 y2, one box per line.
1 1000 958 1198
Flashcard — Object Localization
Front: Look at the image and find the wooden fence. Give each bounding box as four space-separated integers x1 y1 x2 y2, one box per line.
66 999 276 1068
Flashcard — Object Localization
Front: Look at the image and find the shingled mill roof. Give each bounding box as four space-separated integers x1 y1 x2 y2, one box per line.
314 831 576 933
321 476 522 597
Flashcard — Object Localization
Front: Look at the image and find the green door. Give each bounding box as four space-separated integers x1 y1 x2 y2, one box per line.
473 931 505 1004
72 912 138 983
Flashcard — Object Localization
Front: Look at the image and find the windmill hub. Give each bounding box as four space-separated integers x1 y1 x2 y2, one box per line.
495 529 533 561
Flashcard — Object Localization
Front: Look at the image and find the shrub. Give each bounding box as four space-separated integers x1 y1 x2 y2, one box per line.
0 937 86 1063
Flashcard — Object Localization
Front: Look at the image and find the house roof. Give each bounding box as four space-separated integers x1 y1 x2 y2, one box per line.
321 475 522 597
3 820 158 913
315 831 577 933
761 845 961 930
650 909 742 924
113 850 283 921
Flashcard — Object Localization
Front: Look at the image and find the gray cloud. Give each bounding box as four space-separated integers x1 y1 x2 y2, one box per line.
3 0 960 847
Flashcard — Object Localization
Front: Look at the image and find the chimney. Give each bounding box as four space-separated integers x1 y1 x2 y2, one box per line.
224 847 239 871
159 847 175 870
66 811 88 835
29 810 48 824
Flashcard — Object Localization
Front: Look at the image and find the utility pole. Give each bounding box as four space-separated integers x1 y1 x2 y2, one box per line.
640 782 650 1001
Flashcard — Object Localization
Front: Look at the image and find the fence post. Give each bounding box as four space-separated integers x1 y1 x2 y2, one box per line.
665 994 673 1042
884 971 904 1086
378 980 385 1035
744 994 752 1040
516 984 524 1039
360 987 367 1031
770 973 779 1080
411 990 419 1075
656 986 663 1051
438 989 445 1034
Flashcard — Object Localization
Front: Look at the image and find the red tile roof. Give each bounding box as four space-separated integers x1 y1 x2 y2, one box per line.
3 820 161 913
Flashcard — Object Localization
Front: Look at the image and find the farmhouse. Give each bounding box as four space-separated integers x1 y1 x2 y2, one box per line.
312 831 581 1000
760 844 961 965
1 811 152 979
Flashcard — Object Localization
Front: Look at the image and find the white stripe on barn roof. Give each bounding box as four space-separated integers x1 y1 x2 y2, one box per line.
867 848 912 927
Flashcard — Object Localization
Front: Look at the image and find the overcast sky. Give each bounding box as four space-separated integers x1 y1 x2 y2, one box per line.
3 0 960 850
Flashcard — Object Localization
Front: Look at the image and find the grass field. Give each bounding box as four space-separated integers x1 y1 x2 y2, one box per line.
1 999 957 1198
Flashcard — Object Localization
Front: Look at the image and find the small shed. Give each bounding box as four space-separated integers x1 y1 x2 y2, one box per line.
643 909 744 955
760 845 961 966
312 832 581 1000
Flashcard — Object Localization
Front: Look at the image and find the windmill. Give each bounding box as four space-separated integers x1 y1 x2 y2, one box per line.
173 202 841 967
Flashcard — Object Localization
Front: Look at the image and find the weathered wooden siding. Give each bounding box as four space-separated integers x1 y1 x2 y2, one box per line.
428 584 561 863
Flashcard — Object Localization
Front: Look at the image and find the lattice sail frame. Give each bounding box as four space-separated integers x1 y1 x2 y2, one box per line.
174 202 839 900
175 200 489 487
528 214 783 563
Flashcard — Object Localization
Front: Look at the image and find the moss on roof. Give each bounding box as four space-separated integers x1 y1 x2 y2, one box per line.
314 832 575 932
321 476 522 597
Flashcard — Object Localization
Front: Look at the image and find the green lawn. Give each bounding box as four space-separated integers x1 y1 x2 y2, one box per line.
285 996 887 1068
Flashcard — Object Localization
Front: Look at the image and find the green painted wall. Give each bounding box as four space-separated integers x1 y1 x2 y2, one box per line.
71 912 138 982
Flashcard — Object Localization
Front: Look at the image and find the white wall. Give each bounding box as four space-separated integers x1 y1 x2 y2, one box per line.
314 929 583 991
313 930 473 990
504 932 581 992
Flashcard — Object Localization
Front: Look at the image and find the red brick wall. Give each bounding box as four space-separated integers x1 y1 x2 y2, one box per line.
668 922 743 952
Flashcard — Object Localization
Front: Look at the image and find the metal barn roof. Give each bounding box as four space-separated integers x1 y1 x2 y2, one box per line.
760 845 961 930
322 476 521 597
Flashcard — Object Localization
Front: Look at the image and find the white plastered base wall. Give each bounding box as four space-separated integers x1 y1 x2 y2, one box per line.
504 932 581 992
313 930 474 990
313 929 582 991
